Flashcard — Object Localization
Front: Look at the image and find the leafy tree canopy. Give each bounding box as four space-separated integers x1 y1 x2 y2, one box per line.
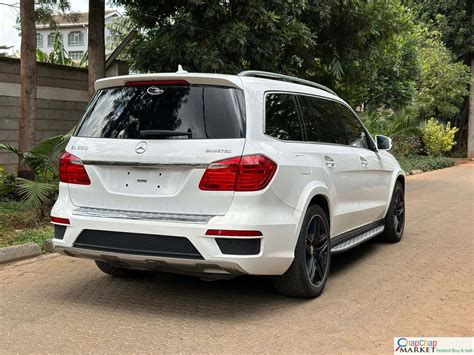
414 30 470 121
113 0 420 108
406 0 473 60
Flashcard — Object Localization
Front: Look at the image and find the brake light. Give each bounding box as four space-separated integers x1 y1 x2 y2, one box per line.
199 156 240 191
59 152 90 185
236 155 277 191
125 80 189 86
205 229 262 237
51 216 70 225
199 154 277 191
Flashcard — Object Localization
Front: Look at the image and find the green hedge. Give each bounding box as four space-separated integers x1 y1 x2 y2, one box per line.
396 155 455 173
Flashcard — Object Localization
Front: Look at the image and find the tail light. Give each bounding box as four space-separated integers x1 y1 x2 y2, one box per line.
59 152 91 185
199 154 277 191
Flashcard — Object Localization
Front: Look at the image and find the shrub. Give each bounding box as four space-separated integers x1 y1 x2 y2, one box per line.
361 108 421 138
392 135 423 157
422 118 458 156
0 132 71 208
397 155 455 173
0 167 17 201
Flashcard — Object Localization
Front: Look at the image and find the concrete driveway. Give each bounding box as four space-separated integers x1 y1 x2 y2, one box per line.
1 164 472 354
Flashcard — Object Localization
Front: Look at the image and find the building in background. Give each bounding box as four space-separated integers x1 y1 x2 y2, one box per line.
35 11 120 62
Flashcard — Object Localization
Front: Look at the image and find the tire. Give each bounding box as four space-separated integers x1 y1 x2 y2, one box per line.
273 205 331 298
95 260 148 278
380 181 405 243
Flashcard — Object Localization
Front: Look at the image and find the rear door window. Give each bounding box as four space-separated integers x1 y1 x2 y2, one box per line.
298 95 347 145
265 93 304 141
75 85 246 139
337 105 370 149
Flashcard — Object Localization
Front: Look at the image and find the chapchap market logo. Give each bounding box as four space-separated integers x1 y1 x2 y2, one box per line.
395 338 438 353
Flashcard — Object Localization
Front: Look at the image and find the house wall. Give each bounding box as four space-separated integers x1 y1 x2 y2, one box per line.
36 15 116 60
37 26 89 56
0 57 128 172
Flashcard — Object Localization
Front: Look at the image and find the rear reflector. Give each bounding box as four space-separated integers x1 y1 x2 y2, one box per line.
125 80 189 86
205 229 263 237
51 216 70 225
59 152 91 185
199 154 277 191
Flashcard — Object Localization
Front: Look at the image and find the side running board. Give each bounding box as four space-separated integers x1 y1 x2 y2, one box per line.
331 221 385 254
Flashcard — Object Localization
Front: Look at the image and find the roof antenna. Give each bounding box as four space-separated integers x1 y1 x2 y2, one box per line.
176 65 188 74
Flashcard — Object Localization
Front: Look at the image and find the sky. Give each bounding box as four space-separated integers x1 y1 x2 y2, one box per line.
0 0 121 54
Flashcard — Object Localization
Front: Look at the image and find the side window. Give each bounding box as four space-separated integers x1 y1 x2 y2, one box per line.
336 104 370 149
298 95 347 145
265 93 303 141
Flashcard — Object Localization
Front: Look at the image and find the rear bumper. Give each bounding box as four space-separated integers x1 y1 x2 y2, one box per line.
51 185 302 276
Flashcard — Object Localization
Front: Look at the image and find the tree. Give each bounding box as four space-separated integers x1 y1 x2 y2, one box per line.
468 3 473 158
16 0 72 178
306 1 421 109
114 0 419 109
18 0 37 179
407 0 473 60
413 31 470 121
88 0 105 96
0 45 13 57
407 0 473 156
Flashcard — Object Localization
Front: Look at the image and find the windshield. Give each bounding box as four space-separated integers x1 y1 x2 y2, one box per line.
75 84 246 139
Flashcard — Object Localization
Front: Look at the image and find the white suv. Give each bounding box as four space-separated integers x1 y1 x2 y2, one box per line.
51 70 405 298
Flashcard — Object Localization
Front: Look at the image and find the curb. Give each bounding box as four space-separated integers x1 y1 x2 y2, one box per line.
408 169 424 175
0 243 42 264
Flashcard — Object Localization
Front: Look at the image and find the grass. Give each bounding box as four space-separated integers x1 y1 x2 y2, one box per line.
0 201 53 250
397 155 455 173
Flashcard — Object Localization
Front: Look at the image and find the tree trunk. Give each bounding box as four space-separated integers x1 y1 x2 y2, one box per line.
468 56 474 159
18 0 37 179
88 0 105 97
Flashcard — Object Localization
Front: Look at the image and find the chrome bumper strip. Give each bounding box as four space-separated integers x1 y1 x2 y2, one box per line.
72 207 214 224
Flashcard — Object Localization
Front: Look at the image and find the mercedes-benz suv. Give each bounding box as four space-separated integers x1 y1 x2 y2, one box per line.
51 70 405 298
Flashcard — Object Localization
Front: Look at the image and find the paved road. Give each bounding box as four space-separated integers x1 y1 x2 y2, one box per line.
1 164 473 354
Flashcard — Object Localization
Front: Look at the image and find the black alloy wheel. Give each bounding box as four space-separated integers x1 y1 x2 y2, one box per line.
305 215 330 286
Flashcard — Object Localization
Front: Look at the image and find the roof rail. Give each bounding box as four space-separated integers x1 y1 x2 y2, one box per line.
238 70 337 96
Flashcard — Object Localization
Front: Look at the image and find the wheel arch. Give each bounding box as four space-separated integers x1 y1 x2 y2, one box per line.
396 174 405 190
308 194 331 228
294 184 332 239
383 171 406 218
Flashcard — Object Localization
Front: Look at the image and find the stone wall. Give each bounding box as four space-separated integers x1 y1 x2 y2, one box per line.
0 57 128 171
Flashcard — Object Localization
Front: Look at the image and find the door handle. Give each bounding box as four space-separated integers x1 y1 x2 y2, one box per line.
360 155 369 167
325 155 335 168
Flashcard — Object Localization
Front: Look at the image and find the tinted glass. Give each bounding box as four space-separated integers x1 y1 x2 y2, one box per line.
337 105 369 149
75 85 245 139
298 96 347 145
265 94 303 141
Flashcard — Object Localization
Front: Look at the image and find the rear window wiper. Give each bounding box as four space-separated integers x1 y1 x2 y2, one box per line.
139 130 193 137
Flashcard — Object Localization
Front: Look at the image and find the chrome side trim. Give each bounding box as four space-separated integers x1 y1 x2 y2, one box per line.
331 225 385 253
72 207 214 224
81 160 208 168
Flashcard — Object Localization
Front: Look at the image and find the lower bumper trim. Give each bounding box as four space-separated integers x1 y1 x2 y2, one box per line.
73 230 204 260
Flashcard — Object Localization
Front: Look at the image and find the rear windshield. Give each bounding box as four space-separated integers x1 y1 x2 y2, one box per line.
75 84 246 139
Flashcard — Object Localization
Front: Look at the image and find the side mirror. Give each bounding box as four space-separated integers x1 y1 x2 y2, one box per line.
375 135 392 151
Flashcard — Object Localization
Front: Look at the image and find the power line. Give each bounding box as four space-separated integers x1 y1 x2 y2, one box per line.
0 2 19 9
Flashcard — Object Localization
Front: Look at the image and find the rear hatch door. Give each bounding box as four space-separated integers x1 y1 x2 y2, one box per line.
67 78 246 216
